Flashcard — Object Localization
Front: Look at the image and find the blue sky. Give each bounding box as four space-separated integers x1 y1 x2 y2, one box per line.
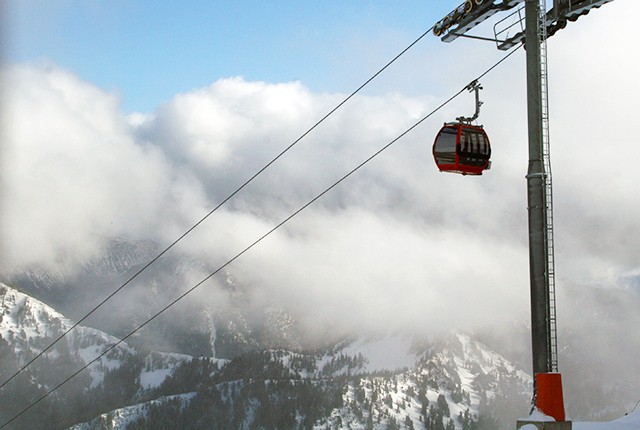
4 1 464 113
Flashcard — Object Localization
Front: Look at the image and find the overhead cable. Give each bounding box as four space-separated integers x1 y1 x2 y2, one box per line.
0 25 435 392
0 45 522 429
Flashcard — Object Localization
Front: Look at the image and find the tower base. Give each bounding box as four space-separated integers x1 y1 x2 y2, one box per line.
516 420 572 430
536 373 567 421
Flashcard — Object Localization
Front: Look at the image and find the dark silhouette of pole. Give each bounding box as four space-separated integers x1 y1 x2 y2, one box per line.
525 0 553 378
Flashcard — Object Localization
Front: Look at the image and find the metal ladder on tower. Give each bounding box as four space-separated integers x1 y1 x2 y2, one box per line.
538 0 558 373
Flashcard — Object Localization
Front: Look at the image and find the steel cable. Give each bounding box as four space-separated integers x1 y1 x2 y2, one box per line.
0 45 521 429
0 25 435 392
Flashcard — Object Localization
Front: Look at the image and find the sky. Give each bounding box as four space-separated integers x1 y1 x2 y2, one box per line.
1 1 639 346
3 0 463 113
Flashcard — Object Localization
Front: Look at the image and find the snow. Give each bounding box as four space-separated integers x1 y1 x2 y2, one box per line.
0 283 226 394
516 412 640 430
68 392 196 430
1 284 70 341
4 283 638 430
339 335 417 372
521 408 557 422
139 368 173 390
456 333 525 378
573 411 640 430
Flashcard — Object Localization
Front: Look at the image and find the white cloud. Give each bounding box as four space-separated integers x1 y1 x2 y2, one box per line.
1 0 638 340
0 65 207 270
545 0 640 284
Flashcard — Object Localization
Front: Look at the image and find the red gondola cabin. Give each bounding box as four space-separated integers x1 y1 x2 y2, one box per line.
432 122 491 175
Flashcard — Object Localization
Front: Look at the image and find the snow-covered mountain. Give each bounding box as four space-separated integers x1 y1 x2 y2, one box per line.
68 336 533 430
2 235 638 428
2 237 308 359
1 282 533 429
68 393 197 430
0 283 225 429
4 237 158 294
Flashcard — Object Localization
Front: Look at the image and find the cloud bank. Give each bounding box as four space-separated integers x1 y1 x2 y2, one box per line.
1 1 638 341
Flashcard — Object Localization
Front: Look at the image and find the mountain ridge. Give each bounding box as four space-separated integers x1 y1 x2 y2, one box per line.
2 235 639 428
1 282 532 429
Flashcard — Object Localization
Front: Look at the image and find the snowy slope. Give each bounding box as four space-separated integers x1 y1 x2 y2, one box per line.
0 282 226 429
236 333 532 429
519 410 640 430
5 281 632 430
62 331 533 429
68 393 196 430
330 335 418 373
0 282 136 388
574 411 640 429
318 332 533 430
0 283 205 388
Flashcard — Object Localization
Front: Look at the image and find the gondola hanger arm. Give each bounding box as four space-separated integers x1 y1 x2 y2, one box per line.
456 80 483 124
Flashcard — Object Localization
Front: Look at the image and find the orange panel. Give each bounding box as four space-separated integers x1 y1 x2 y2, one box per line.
535 373 566 422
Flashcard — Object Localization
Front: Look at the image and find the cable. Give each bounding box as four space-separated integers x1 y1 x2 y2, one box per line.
0 25 435 392
0 45 522 429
